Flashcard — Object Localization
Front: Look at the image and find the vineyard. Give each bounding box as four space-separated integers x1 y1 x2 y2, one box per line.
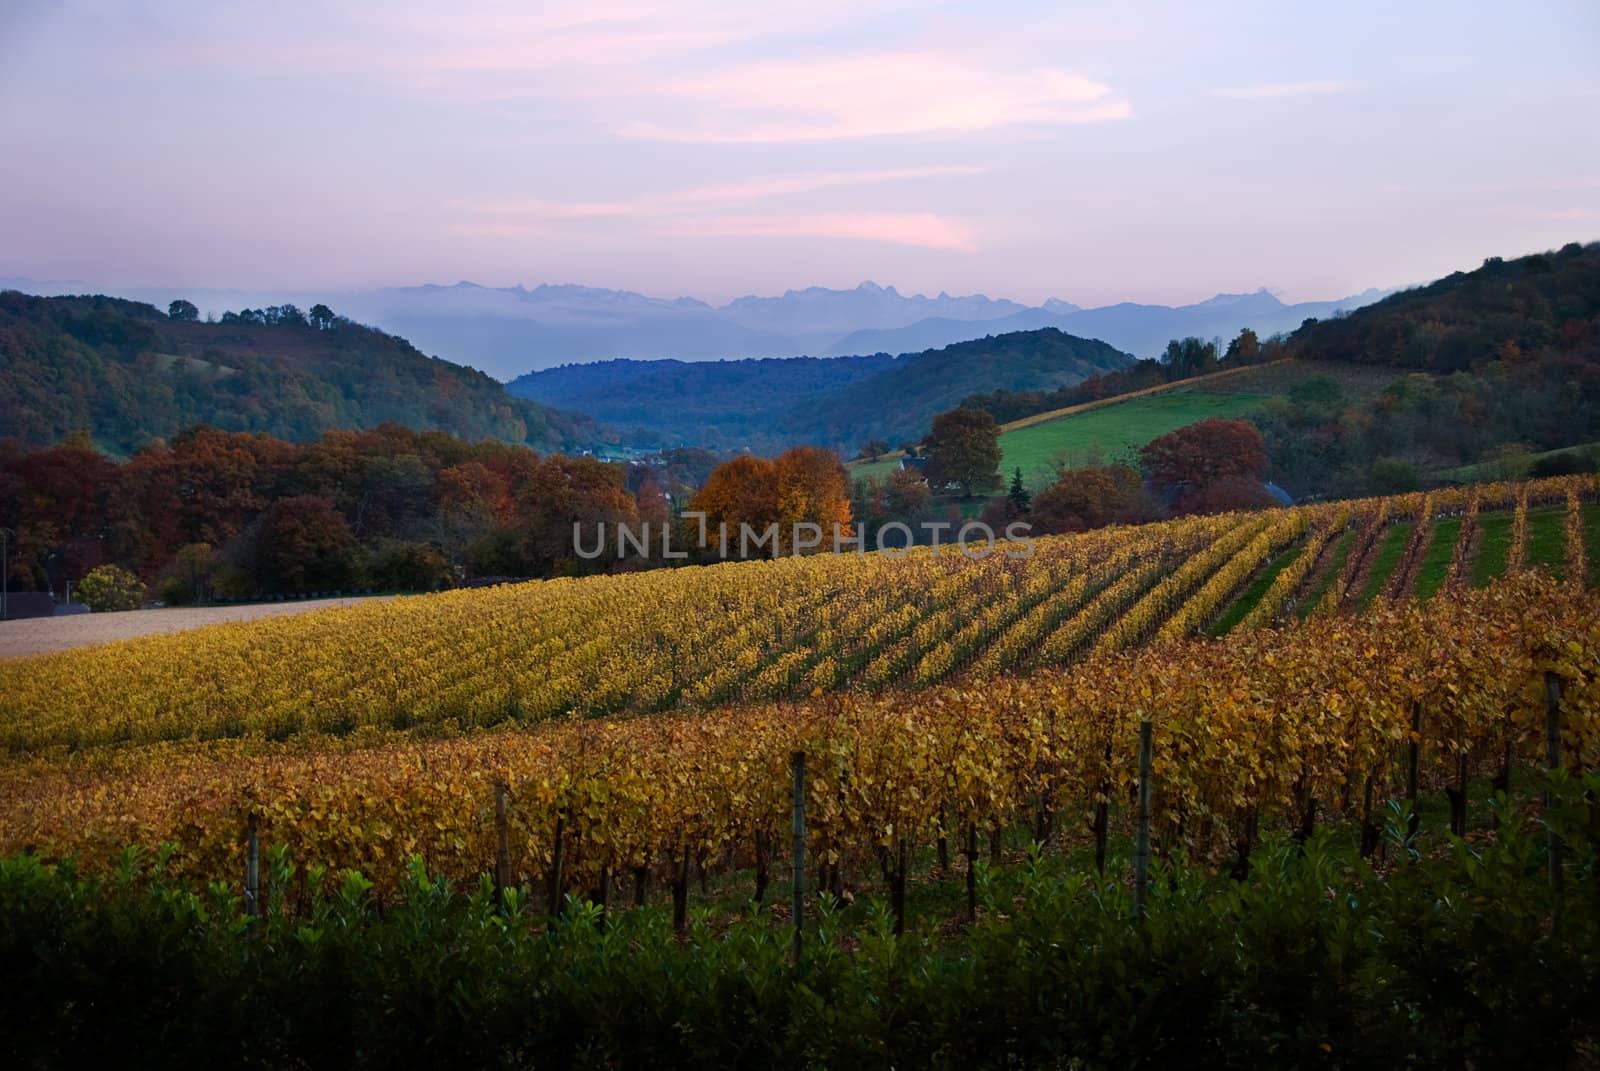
0 475 1597 909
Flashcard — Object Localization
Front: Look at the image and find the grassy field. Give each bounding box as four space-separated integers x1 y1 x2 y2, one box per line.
1437 442 1600 483
1356 522 1413 607
1209 543 1303 635
1523 505 1567 574
845 360 1408 493
1471 511 1515 587
1412 515 1463 602
999 388 1270 488
1296 529 1354 617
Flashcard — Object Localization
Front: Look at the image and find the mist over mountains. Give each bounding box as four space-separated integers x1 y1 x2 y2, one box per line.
2 278 1387 381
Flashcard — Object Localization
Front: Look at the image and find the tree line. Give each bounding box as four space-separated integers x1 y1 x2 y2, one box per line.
0 425 862 606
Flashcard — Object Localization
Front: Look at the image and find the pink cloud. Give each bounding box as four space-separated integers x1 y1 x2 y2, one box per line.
457 165 987 221
1212 81 1352 99
621 51 1130 142
669 213 978 251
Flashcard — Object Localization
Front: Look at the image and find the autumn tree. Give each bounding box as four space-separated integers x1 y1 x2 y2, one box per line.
1224 327 1261 365
856 439 890 462
515 455 639 574
1031 463 1146 533
251 495 360 593
924 407 1001 498
693 447 852 556
367 540 451 591
1139 418 1270 515
774 446 852 545
164 542 219 605
883 466 932 526
1161 337 1219 380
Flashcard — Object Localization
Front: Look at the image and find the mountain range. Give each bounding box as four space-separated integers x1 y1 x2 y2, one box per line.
1 278 1388 380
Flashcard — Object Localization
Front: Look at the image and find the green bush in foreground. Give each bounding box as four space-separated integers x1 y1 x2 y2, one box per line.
2 789 1597 1069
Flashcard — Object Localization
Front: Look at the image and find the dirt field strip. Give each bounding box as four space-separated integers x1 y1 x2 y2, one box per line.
0 596 397 660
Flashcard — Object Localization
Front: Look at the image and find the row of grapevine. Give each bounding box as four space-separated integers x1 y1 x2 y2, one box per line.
1240 505 1350 629
1447 487 1481 584
2 573 1593 901
1318 499 1389 615
2 475 1596 756
1508 483 1531 572
1568 487 1588 585
1154 510 1311 642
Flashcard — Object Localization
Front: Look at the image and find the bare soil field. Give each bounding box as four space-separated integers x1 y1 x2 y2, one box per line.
0 596 396 660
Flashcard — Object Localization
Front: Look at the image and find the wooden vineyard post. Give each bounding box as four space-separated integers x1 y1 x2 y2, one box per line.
1545 672 1564 905
244 812 260 921
791 751 806 964
1134 719 1153 921
493 780 512 909
1094 741 1111 875
1406 702 1422 842
965 822 979 921
547 807 566 924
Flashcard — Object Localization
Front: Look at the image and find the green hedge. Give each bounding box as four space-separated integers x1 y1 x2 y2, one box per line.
2 790 1597 1069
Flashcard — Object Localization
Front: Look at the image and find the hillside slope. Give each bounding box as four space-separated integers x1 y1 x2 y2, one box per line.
1287 241 1600 370
0 292 594 455
511 328 1131 454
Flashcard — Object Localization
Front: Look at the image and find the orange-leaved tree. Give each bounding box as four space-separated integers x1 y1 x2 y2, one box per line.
691 447 852 556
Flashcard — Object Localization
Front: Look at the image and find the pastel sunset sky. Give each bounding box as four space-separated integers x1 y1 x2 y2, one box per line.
3 0 1597 304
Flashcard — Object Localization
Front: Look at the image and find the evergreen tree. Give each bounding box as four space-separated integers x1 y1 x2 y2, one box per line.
1007 467 1031 515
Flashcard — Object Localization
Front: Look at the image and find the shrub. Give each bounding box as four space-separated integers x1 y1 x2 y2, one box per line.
75 564 145 612
366 540 451 592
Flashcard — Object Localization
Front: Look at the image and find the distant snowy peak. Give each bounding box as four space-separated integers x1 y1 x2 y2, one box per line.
1191 288 1283 310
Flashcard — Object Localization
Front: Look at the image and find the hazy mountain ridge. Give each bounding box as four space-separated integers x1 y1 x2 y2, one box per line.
1 278 1385 379
829 287 1392 360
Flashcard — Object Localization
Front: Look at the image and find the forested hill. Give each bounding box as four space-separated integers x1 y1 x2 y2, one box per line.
510 328 1131 454
0 292 595 456
1287 241 1600 370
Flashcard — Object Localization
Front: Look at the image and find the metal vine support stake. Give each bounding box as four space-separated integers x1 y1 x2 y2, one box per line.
1134 719 1153 921
791 750 806 965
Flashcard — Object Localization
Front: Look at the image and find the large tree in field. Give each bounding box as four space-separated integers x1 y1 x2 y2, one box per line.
692 447 852 555
924 407 1002 498
1139 418 1271 515
774 446 852 540
691 455 780 538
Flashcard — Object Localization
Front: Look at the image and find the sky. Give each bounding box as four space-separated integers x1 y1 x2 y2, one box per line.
2 0 1597 307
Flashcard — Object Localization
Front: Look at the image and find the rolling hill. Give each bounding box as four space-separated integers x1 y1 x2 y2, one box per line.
510 328 1133 454
848 360 1409 491
1284 240 1600 371
0 292 595 456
